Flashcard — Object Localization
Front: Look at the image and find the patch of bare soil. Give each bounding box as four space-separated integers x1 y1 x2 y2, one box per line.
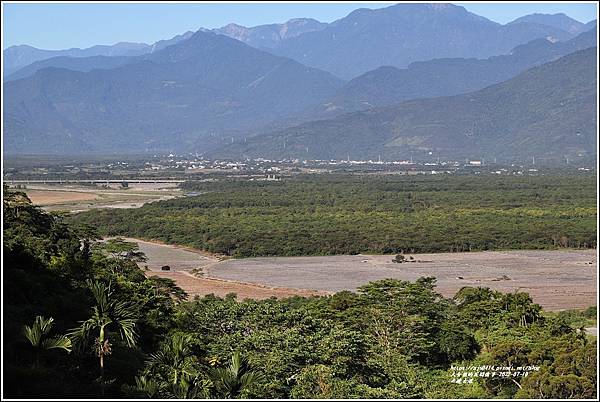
128 238 322 300
146 270 326 300
25 189 99 204
24 184 181 212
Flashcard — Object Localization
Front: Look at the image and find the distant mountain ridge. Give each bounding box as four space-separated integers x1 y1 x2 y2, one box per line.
270 3 584 78
209 48 597 163
5 55 135 82
4 20 324 81
4 31 343 154
508 13 586 34
3 3 596 159
5 4 592 82
3 32 194 79
301 27 597 119
213 18 327 49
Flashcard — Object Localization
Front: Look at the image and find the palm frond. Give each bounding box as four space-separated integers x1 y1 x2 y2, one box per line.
148 349 168 366
36 316 55 334
112 299 137 319
172 381 191 399
117 318 138 347
23 316 72 354
135 375 160 398
42 335 72 353
213 351 261 397
240 371 263 389
23 316 54 348
87 279 112 313
23 323 41 348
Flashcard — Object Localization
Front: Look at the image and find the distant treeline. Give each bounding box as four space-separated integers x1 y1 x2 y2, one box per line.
70 174 597 257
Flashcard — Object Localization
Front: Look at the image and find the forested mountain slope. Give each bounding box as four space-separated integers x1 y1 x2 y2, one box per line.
212 48 597 163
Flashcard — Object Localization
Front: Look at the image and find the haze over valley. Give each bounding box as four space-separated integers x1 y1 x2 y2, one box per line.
3 3 597 164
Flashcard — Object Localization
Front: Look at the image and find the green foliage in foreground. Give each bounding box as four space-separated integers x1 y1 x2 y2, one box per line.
22 316 72 367
70 174 596 257
3 187 597 399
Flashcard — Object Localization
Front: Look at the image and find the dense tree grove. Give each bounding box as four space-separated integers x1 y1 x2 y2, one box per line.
3 187 597 399
71 174 596 257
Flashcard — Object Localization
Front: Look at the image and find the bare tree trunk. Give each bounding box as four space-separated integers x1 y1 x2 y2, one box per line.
34 351 40 369
100 353 105 397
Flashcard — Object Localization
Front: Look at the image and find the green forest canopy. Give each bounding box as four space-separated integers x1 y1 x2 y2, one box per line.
71 173 597 257
3 186 597 398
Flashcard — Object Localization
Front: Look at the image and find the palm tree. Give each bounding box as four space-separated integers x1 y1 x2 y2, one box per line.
171 373 211 399
22 315 72 367
148 333 196 386
134 375 160 398
69 279 138 395
146 333 214 399
209 351 261 398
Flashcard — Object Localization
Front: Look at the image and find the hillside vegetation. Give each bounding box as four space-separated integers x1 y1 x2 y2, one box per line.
303 28 596 120
212 48 597 162
4 31 342 154
3 187 597 398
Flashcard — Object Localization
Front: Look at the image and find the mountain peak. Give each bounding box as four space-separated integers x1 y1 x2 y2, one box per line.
426 3 455 11
222 22 247 31
508 13 585 34
274 2 568 79
217 23 251 40
4 23 344 154
385 3 463 13
213 18 326 48
286 17 322 25
224 22 245 28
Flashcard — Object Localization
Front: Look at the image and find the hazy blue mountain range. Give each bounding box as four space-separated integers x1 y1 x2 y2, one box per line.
4 31 343 154
5 55 135 82
508 13 587 34
213 18 327 50
209 48 597 163
3 32 194 79
4 17 326 81
5 4 590 82
3 3 596 158
268 3 583 79
4 19 325 82
3 43 145 78
301 27 597 119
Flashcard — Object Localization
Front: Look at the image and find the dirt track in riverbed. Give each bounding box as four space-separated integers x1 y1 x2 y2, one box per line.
147 270 327 300
129 238 325 300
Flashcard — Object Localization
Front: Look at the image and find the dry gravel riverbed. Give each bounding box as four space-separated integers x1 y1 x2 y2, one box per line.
130 238 596 310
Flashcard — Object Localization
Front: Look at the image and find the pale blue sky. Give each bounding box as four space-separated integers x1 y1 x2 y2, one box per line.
2 2 598 50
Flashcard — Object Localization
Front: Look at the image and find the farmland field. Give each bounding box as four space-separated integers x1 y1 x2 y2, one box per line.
19 183 181 212
26 189 99 204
